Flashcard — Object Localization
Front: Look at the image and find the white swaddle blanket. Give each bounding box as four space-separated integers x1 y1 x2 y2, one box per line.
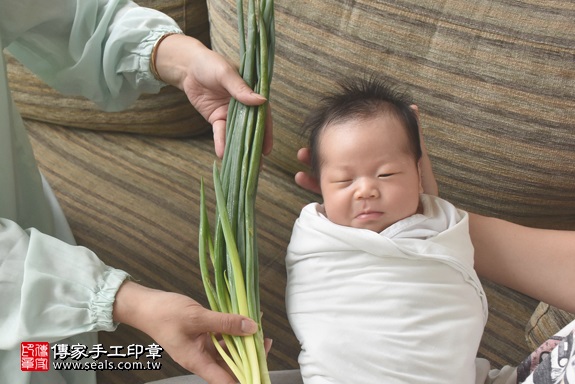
286 194 488 384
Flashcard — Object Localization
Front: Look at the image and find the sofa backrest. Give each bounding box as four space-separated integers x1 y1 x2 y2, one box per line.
207 0 575 229
6 0 211 137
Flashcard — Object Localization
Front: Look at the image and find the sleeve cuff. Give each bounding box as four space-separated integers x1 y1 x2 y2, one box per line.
90 268 131 332
134 28 183 89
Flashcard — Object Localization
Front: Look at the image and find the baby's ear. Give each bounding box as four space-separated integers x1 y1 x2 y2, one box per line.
417 159 424 194
411 104 422 133
410 104 420 126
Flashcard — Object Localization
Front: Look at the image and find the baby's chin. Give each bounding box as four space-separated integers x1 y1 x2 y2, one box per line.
349 213 391 233
342 216 390 233
319 204 393 233
351 222 390 233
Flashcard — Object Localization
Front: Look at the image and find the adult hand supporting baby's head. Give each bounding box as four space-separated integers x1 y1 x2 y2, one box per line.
295 147 321 195
295 104 437 197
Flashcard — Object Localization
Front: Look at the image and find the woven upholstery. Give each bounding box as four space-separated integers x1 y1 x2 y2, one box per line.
26 121 314 383
526 302 575 351
209 0 575 229
20 0 574 383
7 0 211 137
207 0 574 371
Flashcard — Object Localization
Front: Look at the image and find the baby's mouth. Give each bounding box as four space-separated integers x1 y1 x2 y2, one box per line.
355 210 383 220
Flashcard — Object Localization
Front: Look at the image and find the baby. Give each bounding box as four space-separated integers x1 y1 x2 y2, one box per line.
286 77 488 383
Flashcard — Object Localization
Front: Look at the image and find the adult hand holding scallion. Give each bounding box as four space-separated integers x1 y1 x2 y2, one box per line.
198 1 274 383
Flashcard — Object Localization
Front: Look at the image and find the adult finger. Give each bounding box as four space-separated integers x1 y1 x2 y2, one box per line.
295 171 321 195
297 147 311 166
212 119 226 158
264 338 273 356
198 309 258 336
221 67 267 107
295 147 321 194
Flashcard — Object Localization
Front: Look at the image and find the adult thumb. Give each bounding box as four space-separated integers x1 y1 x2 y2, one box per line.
224 75 267 107
202 309 259 336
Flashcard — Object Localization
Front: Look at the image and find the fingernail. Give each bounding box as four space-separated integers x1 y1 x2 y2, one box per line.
251 92 267 101
241 319 258 334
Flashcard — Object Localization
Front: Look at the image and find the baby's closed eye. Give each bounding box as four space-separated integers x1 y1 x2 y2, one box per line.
334 179 353 184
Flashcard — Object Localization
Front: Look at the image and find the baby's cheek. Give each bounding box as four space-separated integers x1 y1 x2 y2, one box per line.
324 207 349 227
322 188 353 225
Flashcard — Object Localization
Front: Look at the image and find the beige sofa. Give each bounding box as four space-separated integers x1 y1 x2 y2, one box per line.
7 0 574 383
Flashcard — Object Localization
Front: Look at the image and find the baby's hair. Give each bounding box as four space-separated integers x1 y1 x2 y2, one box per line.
303 76 422 178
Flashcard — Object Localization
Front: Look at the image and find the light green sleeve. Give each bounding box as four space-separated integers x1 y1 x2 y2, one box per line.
5 0 182 111
0 219 130 349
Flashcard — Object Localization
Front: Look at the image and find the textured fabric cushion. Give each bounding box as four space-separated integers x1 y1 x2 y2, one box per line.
27 119 314 384
207 0 574 369
208 0 575 229
6 0 210 137
19 3 572 382
526 302 575 351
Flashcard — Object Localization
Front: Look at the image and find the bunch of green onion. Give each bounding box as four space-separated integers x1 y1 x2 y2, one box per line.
198 0 274 383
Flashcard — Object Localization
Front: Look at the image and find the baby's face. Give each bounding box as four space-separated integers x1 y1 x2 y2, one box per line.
318 114 422 233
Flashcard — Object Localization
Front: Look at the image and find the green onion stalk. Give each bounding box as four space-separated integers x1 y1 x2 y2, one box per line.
198 0 274 383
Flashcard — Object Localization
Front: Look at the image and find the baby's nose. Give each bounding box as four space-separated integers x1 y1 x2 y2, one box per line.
355 178 380 199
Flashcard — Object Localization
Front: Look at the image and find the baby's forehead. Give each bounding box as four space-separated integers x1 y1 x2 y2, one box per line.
316 116 415 161
318 113 406 142
323 110 402 128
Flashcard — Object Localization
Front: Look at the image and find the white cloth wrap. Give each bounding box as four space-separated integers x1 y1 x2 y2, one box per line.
286 195 488 384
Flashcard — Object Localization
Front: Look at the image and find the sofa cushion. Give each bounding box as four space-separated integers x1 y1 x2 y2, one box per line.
26 119 313 383
208 0 575 229
526 302 575 351
207 0 574 368
6 0 211 137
